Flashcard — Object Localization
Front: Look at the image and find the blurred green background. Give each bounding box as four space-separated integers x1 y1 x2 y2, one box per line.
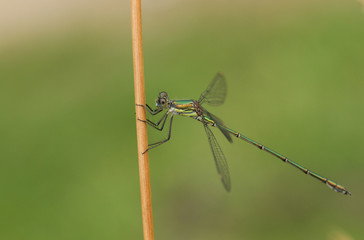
1 0 363 239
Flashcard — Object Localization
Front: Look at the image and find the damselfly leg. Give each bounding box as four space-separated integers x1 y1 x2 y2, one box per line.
137 104 174 153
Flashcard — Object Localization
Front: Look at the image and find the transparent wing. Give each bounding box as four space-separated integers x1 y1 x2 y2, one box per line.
201 106 233 143
204 123 231 192
198 73 227 106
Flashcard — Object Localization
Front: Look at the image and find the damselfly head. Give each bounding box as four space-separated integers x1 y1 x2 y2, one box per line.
156 91 169 109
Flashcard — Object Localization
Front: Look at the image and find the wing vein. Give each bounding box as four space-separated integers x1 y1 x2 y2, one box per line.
204 123 231 191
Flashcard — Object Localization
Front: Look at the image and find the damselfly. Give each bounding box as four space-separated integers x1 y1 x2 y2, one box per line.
137 73 351 195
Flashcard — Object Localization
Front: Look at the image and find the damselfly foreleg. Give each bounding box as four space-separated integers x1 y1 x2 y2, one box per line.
138 111 170 131
143 115 174 153
136 104 163 115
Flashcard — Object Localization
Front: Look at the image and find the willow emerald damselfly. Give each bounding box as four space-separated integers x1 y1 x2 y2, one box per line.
137 73 351 195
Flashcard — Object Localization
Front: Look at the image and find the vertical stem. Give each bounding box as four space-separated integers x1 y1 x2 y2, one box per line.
131 0 154 239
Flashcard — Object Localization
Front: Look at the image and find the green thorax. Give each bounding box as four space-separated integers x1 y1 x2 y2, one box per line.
172 99 195 108
171 99 198 118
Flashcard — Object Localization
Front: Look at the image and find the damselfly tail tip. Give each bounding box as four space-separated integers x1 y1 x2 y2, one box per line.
339 188 351 196
326 182 351 196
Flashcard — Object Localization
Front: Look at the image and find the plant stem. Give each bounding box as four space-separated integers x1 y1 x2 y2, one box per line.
131 0 154 239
